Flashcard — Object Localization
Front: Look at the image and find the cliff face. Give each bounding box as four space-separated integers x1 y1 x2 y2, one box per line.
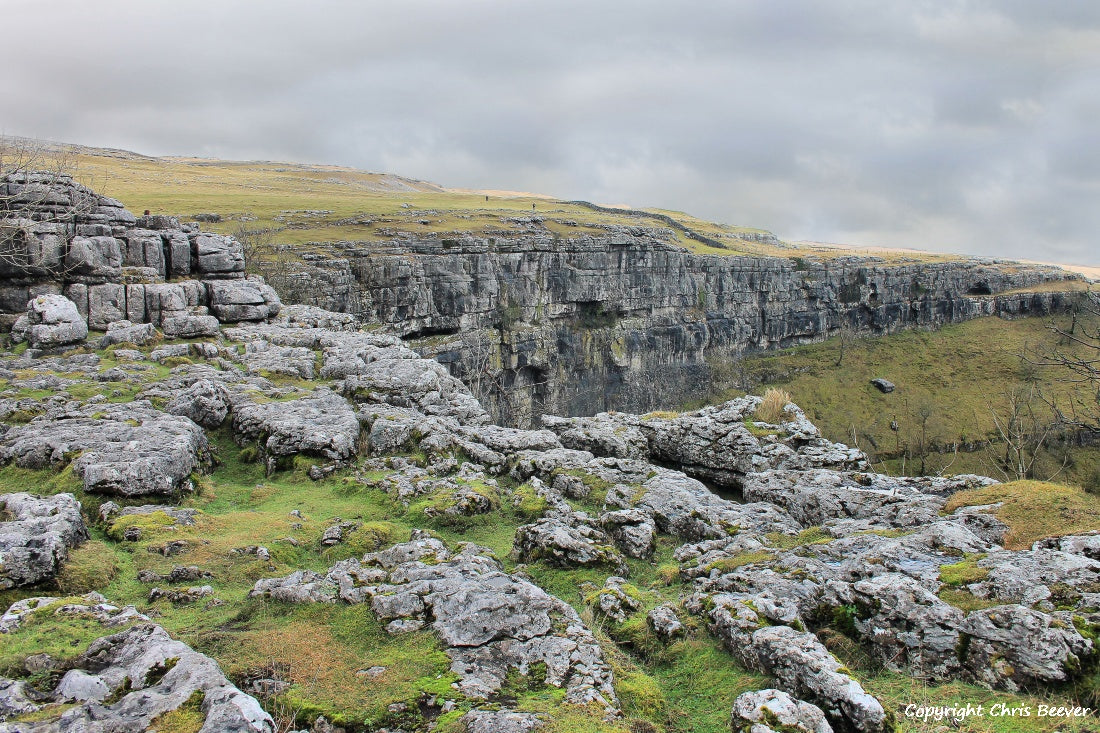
275 233 1079 426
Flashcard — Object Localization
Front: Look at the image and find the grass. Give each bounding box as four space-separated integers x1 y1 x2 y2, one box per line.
944 480 1100 549
754 387 791 423
62 145 796 259
939 555 990 587
699 311 1100 487
8 330 1100 731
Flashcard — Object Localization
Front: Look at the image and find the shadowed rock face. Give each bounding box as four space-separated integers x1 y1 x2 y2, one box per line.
275 235 1079 426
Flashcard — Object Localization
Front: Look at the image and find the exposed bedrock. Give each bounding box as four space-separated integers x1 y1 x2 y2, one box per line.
275 234 1080 426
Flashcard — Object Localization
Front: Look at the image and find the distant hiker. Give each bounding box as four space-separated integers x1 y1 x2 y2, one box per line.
532 203 536 211
485 195 488 202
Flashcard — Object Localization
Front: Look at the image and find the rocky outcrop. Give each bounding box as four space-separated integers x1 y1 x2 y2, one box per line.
10 294 88 348
0 493 87 589
0 401 211 495
232 388 361 468
0 171 280 335
250 534 618 711
0 622 273 732
732 689 833 733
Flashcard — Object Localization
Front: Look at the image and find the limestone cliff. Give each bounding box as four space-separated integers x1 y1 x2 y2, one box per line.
276 233 1079 425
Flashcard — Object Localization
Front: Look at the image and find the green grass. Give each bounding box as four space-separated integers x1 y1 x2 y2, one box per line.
66 147 791 259
699 311 1100 487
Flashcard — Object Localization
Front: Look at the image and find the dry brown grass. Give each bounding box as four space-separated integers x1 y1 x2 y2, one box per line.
754 387 792 423
944 480 1100 549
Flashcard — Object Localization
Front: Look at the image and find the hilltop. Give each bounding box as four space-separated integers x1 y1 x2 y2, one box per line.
6 136 960 262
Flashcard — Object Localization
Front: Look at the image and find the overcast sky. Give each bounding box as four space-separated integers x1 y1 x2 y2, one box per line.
4 1 1098 265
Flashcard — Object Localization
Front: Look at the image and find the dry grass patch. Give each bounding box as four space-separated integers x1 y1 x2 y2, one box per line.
944 480 1100 550
754 388 792 424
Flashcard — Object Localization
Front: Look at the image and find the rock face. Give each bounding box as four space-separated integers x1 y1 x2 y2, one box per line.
0 493 87 588
250 535 618 711
0 623 273 732
270 233 1079 426
0 171 280 335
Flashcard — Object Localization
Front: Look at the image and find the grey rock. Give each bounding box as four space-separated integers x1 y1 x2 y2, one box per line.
18 294 88 348
0 677 42 718
743 469 995 531
100 319 158 347
250 539 618 712
162 312 221 338
166 379 232 428
647 605 685 640
704 595 889 733
207 278 281 322
870 378 895 393
149 585 215 603
959 605 1093 691
7 623 273 732
192 233 246 276
54 669 110 703
591 576 641 622
0 402 210 496
0 492 87 589
238 339 316 379
1 593 148 634
732 689 833 733
600 508 657 559
232 388 360 463
513 516 627 575
463 709 545 733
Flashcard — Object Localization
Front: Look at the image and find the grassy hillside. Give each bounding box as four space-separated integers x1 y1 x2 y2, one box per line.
699 307 1100 488
4 137 983 265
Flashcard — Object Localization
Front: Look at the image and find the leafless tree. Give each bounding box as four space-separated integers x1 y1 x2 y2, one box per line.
0 137 97 277
983 384 1063 481
835 318 857 367
1032 291 1100 434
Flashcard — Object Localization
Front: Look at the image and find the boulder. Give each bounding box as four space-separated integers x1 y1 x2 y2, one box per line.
166 379 232 428
870 378 895 393
206 278 281 322
192 233 245 276
162 312 220 338
15 294 88 348
600 508 657 559
0 493 88 589
100 319 158 347
647 605 685 640
732 689 833 733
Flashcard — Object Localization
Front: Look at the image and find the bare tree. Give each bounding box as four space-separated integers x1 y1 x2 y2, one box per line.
1 137 98 277
835 318 857 367
983 384 1062 481
232 223 301 295
1033 291 1100 434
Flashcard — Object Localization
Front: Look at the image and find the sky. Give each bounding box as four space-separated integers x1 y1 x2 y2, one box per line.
4 1 1099 266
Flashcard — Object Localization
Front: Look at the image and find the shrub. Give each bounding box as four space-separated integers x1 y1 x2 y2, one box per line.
754 388 792 423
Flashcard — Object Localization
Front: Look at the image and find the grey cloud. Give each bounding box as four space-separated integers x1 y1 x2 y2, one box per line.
2 0 1097 265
